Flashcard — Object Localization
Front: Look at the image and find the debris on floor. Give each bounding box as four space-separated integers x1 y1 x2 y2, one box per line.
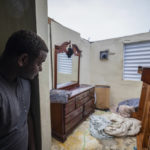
51 110 137 150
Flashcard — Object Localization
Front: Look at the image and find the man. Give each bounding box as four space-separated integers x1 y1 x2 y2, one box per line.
0 30 48 150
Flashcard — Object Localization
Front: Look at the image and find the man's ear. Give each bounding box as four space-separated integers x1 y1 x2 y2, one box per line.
18 53 29 67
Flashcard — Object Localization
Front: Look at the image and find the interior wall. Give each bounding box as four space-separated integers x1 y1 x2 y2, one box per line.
49 19 150 106
90 33 150 105
0 0 36 55
35 0 51 149
79 39 91 85
50 20 91 88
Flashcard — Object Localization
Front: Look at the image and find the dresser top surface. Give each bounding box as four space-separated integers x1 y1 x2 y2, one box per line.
69 84 94 98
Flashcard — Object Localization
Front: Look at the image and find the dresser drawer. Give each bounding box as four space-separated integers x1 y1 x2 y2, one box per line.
83 107 93 116
76 91 89 100
65 97 76 115
84 99 94 109
84 99 94 116
76 96 90 108
83 91 90 97
65 113 82 133
65 106 83 123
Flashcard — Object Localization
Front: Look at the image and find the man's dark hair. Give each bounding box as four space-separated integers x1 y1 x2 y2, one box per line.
2 30 48 59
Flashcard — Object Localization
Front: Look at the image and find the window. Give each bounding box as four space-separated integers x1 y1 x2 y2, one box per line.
57 53 72 74
123 41 150 81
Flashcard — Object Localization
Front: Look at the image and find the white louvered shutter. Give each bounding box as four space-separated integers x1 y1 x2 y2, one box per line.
124 41 150 81
57 53 72 74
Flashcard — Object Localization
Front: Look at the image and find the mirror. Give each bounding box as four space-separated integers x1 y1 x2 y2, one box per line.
54 42 81 89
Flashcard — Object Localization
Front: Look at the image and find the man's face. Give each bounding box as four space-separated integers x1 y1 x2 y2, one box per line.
20 50 47 80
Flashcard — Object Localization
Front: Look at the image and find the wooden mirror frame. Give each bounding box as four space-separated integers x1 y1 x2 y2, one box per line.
54 42 81 90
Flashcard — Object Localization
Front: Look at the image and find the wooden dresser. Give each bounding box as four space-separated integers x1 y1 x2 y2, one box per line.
51 84 95 142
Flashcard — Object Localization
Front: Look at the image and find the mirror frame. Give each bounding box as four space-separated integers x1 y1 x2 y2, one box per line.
54 42 81 90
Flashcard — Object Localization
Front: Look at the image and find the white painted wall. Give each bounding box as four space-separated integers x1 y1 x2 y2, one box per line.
35 0 51 149
79 38 91 85
50 20 91 86
90 33 150 105
50 19 150 106
0 0 36 55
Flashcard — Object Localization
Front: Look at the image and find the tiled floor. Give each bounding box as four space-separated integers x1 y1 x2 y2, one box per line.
51 110 137 150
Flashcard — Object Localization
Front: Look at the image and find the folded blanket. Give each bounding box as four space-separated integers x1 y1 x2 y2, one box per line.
50 89 72 103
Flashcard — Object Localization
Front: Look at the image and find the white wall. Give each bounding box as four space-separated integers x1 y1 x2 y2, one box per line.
79 38 91 85
50 19 150 106
90 33 150 105
50 20 91 87
0 0 36 55
35 0 51 149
